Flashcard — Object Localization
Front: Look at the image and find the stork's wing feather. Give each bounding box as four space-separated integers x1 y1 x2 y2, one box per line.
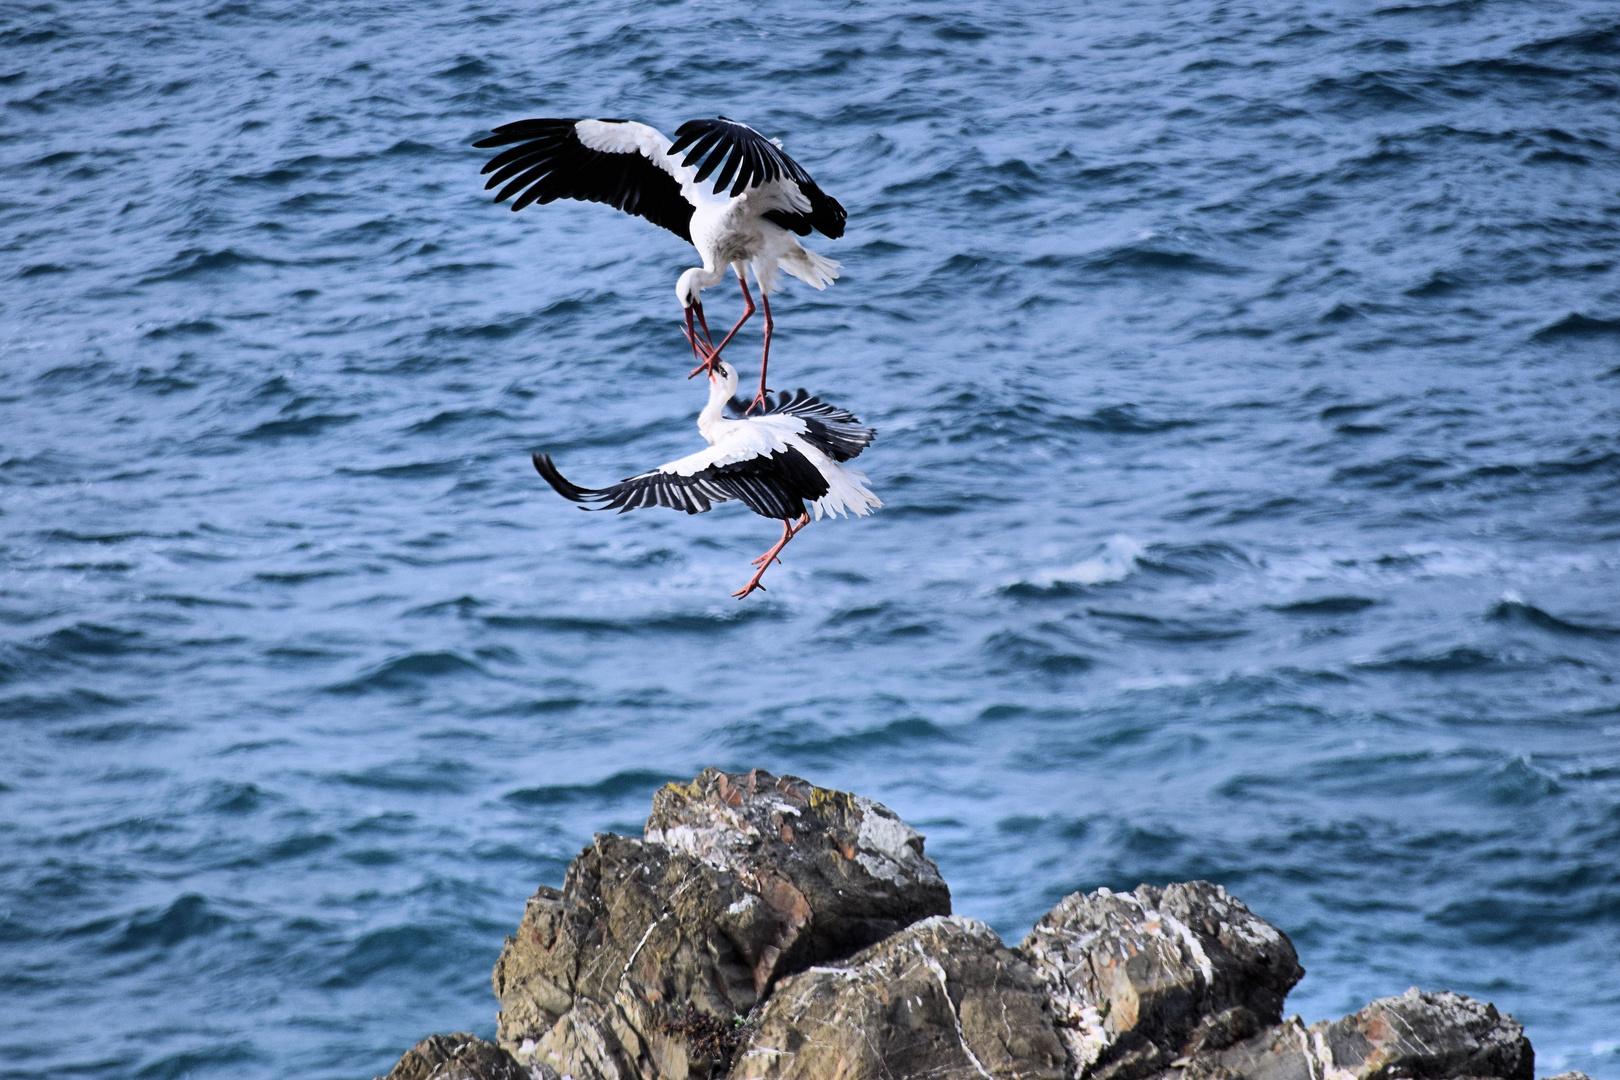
668 117 846 239
756 389 875 461
533 449 829 521
475 119 695 242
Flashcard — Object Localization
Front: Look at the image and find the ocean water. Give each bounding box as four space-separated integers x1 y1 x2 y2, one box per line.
3 0 1619 1076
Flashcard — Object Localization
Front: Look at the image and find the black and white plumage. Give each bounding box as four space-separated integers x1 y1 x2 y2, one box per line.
532 360 878 597
475 117 847 408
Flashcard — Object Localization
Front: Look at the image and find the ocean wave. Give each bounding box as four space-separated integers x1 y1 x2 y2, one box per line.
504 768 687 807
332 757 479 794
327 651 487 695
1532 312 1620 340
1271 596 1379 615
982 629 1096 675
1356 646 1524 675
321 923 471 988
0 688 127 720
106 894 229 953
733 716 955 759
1487 596 1620 638
139 247 287 283
482 606 783 636
1015 535 1144 592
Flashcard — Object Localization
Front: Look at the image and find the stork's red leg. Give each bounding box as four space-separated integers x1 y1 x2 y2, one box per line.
746 291 775 415
750 510 808 565
703 276 755 368
734 513 811 599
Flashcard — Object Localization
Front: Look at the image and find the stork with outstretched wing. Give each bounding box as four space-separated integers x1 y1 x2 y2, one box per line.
476 117 846 412
533 360 878 598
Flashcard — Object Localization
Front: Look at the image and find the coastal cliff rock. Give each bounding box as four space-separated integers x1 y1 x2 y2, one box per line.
1018 882 1304 1080
1168 988 1533 1080
731 914 1068 1080
490 768 951 1080
377 769 1538 1080
378 1033 527 1080
644 766 953 970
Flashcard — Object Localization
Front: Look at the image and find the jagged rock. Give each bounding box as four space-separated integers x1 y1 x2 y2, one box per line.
380 776 1540 1080
378 1033 533 1080
1172 988 1533 1080
492 834 777 1080
644 766 954 972
492 769 951 1080
731 914 1069 1080
1018 882 1304 1080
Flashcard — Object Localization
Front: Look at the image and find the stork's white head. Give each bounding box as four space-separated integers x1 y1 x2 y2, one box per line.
707 359 738 393
676 268 705 309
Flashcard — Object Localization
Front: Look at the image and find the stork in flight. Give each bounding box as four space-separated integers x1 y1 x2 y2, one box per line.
532 360 879 598
475 117 846 412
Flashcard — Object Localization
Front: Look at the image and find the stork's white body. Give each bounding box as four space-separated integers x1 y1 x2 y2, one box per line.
569 120 840 308
478 115 847 404
530 360 877 596
661 362 880 522
681 193 841 301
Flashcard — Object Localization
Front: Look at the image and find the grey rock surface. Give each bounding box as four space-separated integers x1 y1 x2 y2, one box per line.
381 773 1540 1080
644 766 954 974
1018 882 1304 1080
491 769 951 1080
377 1033 532 1080
731 914 1069 1080
1170 988 1533 1080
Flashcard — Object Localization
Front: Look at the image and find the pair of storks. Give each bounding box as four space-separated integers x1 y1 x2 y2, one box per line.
477 116 877 597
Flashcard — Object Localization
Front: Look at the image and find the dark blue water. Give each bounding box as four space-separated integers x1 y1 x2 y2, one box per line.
3 1 1619 1077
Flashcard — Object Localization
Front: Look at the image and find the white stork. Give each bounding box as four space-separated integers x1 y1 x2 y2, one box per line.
532 360 879 598
475 117 846 411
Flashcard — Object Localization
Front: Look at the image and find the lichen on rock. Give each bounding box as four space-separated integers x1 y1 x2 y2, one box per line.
490 768 952 1080
1017 882 1304 1080
1168 988 1533 1080
731 914 1069 1080
376 1033 529 1080
376 771 1540 1080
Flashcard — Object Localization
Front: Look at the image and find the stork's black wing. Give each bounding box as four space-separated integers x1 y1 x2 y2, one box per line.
667 117 846 239
755 389 875 462
474 119 694 242
533 449 829 522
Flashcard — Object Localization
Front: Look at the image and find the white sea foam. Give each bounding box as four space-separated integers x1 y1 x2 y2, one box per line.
1029 535 1145 588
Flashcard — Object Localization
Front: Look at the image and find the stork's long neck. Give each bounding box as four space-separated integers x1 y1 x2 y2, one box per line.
697 373 732 441
677 264 729 308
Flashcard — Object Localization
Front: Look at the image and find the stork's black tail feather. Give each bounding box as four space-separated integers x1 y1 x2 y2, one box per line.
533 453 603 505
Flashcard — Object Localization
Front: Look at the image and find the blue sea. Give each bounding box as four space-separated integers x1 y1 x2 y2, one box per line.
3 1 1618 1077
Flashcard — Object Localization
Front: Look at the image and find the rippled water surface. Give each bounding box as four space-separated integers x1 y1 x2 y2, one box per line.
4 1 1620 1077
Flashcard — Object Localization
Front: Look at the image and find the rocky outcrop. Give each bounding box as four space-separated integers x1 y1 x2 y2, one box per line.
377 1033 527 1080
644 767 953 974
1019 882 1304 1080
376 769 1539 1080
1169 988 1533 1080
731 915 1068 1080
490 769 952 1080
